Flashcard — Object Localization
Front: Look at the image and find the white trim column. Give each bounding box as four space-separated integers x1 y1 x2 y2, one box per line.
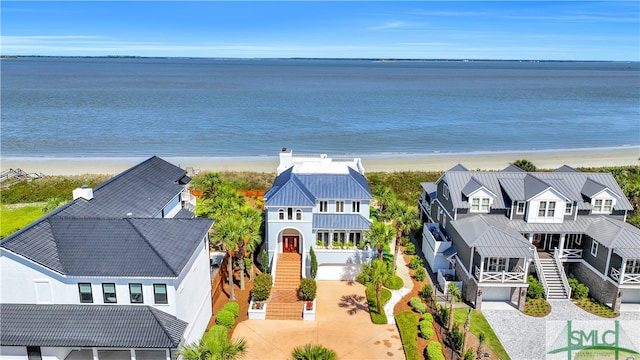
329 231 334 249
165 349 171 360
619 258 627 285
92 348 99 360
558 234 566 256
130 349 137 360
479 257 485 282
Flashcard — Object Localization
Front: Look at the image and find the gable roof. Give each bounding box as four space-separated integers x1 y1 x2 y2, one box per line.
451 216 535 258
1 217 212 277
585 217 640 259
0 304 186 348
502 164 525 172
581 177 618 199
441 166 632 211
265 167 372 207
57 156 189 218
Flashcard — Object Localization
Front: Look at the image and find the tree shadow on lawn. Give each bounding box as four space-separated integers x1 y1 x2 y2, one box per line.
338 294 368 315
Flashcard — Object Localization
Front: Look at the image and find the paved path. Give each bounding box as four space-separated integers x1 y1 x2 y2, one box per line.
482 300 640 360
232 281 405 360
384 253 413 324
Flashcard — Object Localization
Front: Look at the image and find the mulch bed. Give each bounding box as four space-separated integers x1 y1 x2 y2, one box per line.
208 267 257 332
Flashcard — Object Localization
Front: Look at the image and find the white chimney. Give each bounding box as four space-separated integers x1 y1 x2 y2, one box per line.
277 148 293 175
72 185 94 201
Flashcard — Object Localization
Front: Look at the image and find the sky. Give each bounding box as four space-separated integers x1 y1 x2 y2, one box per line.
1 1 639 61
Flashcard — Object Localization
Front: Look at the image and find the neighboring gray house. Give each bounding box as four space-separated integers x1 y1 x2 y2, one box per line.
0 156 213 359
419 164 640 311
264 149 375 281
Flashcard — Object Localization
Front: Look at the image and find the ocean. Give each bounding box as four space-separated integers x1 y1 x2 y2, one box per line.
1 57 639 158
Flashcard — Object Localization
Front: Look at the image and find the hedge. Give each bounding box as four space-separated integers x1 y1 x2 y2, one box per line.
425 341 445 360
420 319 434 339
395 311 420 360
215 309 236 329
222 301 239 318
409 296 427 314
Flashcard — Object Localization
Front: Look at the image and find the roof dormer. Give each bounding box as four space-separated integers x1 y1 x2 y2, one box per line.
463 177 496 213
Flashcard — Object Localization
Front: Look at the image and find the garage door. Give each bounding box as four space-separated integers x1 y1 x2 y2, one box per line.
622 288 640 303
317 264 362 281
482 287 511 301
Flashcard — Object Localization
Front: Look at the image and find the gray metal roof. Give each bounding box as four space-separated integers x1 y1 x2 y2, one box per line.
57 156 189 218
554 165 580 173
502 164 526 172
1 218 213 277
441 167 633 211
443 245 458 258
585 217 640 259
490 214 596 234
448 164 469 171
451 216 535 259
0 304 186 348
581 177 614 199
265 167 372 207
313 214 372 230
461 177 484 197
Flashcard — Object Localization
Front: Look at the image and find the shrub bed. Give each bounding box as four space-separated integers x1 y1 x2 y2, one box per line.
365 286 391 324
523 298 552 317
215 309 236 329
395 311 420 360
424 341 445 360
414 267 426 281
222 301 240 318
409 296 427 314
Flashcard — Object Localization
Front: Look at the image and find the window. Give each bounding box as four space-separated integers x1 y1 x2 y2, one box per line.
352 201 360 213
287 208 293 220
592 199 613 213
485 258 508 272
593 199 603 212
471 198 490 212
27 347 42 360
295 209 302 221
625 259 640 274
317 231 329 247
319 201 328 212
102 283 117 303
336 201 344 213
516 202 525 215
481 198 490 211
129 283 144 303
590 241 599 257
278 209 285 220
565 202 572 215
603 199 613 212
471 198 480 211
538 201 556 217
78 283 93 303
442 183 450 200
153 284 168 304
349 232 362 247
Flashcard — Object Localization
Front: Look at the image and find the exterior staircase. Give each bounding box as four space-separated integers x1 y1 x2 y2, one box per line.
538 258 570 300
266 253 304 320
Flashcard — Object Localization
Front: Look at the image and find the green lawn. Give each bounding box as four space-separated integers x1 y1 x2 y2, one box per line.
365 285 392 324
1 204 45 239
453 308 510 360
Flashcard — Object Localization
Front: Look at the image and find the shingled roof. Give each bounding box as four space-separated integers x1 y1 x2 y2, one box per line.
0 304 186 348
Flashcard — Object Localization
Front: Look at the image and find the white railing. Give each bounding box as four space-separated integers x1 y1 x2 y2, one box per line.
553 248 572 299
610 267 640 285
418 199 431 217
533 252 550 298
475 266 526 283
557 248 583 260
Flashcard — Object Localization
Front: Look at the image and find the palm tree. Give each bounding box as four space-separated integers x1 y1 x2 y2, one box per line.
357 259 392 315
372 185 393 215
382 200 419 270
513 159 537 172
364 220 395 261
178 325 247 360
211 215 243 300
291 344 337 360
192 172 222 200
239 205 263 281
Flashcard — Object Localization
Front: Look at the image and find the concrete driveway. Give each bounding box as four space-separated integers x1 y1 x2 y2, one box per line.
232 281 405 360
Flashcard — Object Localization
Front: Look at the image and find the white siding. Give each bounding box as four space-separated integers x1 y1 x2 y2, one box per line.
526 189 567 224
0 346 27 359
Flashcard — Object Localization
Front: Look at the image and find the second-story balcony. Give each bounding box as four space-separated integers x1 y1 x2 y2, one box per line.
475 266 527 283
610 267 640 285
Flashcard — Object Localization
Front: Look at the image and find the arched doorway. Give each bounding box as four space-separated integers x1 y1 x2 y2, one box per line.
280 228 302 254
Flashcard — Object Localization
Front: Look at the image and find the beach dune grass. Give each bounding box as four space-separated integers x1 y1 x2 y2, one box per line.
0 204 45 238
453 308 510 360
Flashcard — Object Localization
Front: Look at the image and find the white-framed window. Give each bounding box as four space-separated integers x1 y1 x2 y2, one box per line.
336 201 344 213
349 232 363 247
593 199 613 213
317 231 330 247
590 241 599 257
538 201 556 217
485 257 508 272
442 183 450 200
516 202 525 215
295 209 302 220
319 201 328 212
102 283 117 303
565 202 572 215
278 208 285 220
481 198 490 211
129 283 144 304
471 198 490 212
603 199 613 212
352 201 360 213
625 259 640 274
78 283 93 303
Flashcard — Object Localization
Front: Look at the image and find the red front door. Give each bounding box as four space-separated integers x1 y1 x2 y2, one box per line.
283 236 299 253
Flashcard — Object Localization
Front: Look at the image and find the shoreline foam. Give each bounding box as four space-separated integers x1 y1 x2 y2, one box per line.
2 147 638 176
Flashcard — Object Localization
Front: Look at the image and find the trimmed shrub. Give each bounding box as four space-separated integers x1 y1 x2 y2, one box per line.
395 311 420 360
414 267 426 281
409 296 427 314
568 277 589 299
215 309 235 329
384 275 404 290
299 278 317 301
420 284 434 304
422 313 434 323
252 273 273 301
408 256 423 270
222 301 239 318
436 304 450 327
310 247 318 279
260 249 269 273
425 341 445 360
527 275 545 299
449 323 464 351
419 319 434 339
404 242 416 255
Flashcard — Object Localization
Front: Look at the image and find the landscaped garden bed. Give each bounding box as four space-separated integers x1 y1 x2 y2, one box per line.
573 298 619 318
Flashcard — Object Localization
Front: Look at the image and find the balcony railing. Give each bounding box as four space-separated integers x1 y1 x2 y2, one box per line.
418 199 432 216
556 248 583 260
475 266 526 283
610 267 640 285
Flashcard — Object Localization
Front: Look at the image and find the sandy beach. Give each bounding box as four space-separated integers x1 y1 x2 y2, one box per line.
1 147 638 176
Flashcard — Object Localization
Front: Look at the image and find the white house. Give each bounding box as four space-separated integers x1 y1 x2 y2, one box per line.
0 156 213 359
264 149 375 281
